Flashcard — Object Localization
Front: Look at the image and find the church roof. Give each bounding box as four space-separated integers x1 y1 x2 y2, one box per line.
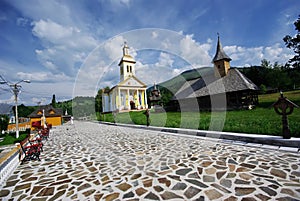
212 36 232 62
117 75 147 87
118 43 136 65
118 55 136 65
104 75 147 94
174 68 259 100
28 105 63 118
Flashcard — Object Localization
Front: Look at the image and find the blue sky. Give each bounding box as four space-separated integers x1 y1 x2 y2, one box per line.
0 0 299 105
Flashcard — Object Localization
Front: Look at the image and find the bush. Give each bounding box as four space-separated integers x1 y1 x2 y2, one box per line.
0 115 9 131
0 130 30 146
260 84 267 94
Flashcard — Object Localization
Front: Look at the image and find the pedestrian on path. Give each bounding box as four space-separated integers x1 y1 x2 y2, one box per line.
143 109 150 126
112 110 117 124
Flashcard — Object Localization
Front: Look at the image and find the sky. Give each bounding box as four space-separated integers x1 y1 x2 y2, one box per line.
0 0 299 106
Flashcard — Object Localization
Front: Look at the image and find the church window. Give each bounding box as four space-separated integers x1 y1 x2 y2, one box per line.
127 65 129 72
130 66 132 73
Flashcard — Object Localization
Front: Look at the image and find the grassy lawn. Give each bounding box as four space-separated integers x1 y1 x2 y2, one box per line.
0 131 30 146
99 90 300 137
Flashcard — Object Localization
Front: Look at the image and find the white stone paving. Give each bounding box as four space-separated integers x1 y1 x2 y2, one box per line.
0 121 300 201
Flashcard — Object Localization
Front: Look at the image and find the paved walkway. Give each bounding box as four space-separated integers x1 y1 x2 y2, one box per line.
0 121 300 200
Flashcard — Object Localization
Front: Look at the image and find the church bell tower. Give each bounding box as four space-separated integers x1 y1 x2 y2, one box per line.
118 42 136 82
212 35 232 78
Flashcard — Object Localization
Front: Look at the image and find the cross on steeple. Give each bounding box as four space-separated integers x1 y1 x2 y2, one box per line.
123 41 129 55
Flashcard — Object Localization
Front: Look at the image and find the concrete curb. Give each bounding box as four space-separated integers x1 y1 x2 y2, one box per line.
98 121 300 150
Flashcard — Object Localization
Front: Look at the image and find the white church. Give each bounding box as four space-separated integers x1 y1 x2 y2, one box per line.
102 43 148 113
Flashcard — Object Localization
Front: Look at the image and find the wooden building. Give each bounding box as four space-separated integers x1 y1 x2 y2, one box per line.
173 36 259 111
28 105 63 129
149 83 161 107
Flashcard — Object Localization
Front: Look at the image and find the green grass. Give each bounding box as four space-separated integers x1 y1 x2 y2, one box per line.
100 90 300 137
0 131 30 146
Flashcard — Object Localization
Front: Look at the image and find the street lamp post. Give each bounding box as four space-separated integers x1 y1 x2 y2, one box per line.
0 78 30 138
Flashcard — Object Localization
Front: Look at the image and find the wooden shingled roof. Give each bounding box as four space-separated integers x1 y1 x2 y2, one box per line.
212 36 232 62
28 105 63 118
174 68 259 100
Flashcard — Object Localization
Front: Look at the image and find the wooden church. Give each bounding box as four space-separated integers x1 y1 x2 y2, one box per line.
102 43 148 113
173 36 259 110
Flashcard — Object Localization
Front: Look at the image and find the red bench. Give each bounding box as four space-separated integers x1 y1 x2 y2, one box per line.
38 128 50 140
28 136 43 152
20 143 41 164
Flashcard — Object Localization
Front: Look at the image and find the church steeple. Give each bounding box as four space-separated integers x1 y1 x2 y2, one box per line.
213 34 231 77
119 42 136 81
123 42 129 55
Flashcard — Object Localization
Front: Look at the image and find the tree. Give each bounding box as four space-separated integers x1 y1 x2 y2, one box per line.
95 89 103 113
0 115 9 132
95 87 110 113
51 94 57 108
283 15 300 68
261 59 272 68
265 67 291 90
17 104 35 117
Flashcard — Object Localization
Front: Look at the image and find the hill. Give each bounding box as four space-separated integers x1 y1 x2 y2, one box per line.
155 67 212 94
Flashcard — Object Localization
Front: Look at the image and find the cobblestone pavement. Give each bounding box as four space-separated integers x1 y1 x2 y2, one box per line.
1 121 300 201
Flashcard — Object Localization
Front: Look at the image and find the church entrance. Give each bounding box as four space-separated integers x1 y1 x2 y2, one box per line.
130 101 136 110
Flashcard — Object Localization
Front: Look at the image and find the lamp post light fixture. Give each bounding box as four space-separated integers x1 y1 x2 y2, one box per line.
0 79 30 138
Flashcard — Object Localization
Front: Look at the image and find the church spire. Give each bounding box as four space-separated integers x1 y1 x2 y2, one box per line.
119 42 136 81
212 34 231 62
123 42 129 55
213 34 231 77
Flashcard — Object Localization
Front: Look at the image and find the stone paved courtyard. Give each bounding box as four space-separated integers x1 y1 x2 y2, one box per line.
0 121 300 200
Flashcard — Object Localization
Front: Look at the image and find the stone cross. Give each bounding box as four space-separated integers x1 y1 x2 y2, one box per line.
272 92 299 139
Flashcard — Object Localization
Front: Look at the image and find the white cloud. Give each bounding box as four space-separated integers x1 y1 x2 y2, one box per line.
44 61 58 71
103 36 125 61
16 71 72 83
25 81 74 105
119 0 131 7
223 43 294 66
104 0 132 8
32 19 73 42
31 97 47 105
155 52 174 67
179 34 212 66
32 19 97 50
0 95 15 104
31 19 98 76
152 31 158 39
136 62 173 86
16 17 29 27
9 0 73 26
